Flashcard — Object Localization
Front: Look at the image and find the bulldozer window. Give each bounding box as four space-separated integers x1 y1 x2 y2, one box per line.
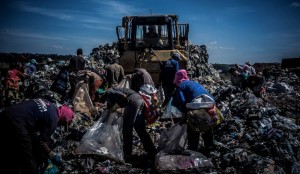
135 24 169 48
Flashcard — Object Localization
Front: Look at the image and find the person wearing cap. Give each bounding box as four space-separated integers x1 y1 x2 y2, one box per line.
172 69 216 154
0 98 74 174
99 87 156 163
104 54 125 88
159 52 181 107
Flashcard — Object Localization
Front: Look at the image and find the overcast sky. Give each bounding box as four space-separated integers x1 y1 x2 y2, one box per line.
0 0 300 64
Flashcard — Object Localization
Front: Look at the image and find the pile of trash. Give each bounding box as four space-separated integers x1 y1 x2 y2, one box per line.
1 43 299 174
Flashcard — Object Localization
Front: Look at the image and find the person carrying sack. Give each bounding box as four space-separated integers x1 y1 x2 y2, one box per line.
98 87 157 163
172 69 221 155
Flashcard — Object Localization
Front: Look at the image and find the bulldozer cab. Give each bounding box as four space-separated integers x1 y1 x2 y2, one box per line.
116 14 189 85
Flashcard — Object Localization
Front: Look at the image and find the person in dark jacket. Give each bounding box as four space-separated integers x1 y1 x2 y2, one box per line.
0 99 74 174
159 52 181 107
99 87 156 162
173 69 216 154
68 48 86 99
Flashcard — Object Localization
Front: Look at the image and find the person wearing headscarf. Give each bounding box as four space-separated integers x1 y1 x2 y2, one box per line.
0 99 74 174
172 69 216 154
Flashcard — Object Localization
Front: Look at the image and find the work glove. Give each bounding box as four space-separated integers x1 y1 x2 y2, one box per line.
49 151 62 165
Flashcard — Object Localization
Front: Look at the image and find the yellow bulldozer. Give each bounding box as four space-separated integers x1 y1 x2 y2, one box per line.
116 14 190 85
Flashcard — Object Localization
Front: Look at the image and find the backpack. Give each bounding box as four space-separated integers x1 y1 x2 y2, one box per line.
139 84 159 125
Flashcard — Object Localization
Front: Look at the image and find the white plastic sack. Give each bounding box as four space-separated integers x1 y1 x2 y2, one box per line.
75 110 124 163
186 94 214 109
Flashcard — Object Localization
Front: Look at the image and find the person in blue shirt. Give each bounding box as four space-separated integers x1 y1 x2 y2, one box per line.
172 69 216 154
159 52 181 107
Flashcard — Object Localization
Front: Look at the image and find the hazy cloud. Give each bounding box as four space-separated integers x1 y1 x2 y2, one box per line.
95 1 143 18
290 2 300 7
0 29 68 41
225 6 255 16
19 3 73 20
219 46 235 50
210 41 218 45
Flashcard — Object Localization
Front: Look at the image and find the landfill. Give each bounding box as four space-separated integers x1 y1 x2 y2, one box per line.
0 43 299 174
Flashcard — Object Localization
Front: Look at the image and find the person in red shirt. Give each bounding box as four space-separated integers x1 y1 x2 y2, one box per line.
5 62 28 106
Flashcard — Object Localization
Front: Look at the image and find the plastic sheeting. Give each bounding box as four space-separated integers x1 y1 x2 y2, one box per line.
157 123 187 154
75 109 124 163
155 123 213 172
72 82 96 116
161 96 182 119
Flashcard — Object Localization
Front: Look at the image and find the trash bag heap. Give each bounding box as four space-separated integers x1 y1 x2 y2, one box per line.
0 42 299 173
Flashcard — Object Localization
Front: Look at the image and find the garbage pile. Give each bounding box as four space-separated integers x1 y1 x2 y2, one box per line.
1 43 299 174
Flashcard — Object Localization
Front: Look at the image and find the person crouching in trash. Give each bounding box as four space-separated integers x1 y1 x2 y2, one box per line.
0 99 74 174
172 69 218 155
99 87 157 163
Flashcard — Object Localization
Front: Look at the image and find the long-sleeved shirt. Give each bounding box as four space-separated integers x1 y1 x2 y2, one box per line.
159 58 179 87
3 99 59 155
173 80 214 112
105 87 139 108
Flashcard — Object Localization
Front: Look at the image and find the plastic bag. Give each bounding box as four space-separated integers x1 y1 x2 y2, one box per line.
72 82 96 117
161 96 182 119
186 94 214 109
116 77 130 89
75 110 124 163
155 150 213 172
157 123 187 154
157 83 165 106
188 106 224 132
50 67 69 96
